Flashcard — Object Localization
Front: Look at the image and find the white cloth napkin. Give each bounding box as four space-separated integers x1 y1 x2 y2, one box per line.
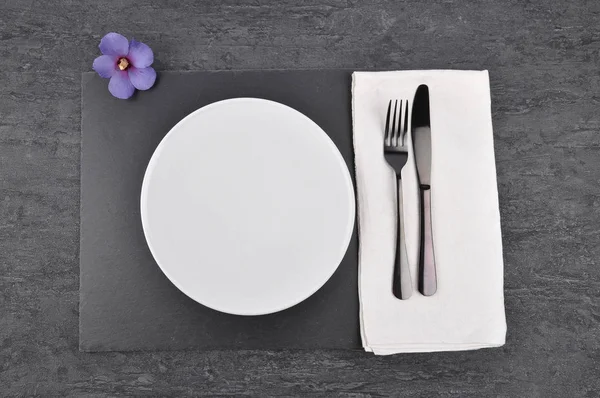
352 70 507 354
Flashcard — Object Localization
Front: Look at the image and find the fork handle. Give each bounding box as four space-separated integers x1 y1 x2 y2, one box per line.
393 179 412 300
419 186 437 296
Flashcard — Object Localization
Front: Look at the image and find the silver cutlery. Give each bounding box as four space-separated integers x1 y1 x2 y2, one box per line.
411 85 437 296
383 99 413 300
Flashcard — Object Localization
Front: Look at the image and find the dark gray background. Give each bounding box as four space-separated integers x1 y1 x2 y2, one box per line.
1 0 598 396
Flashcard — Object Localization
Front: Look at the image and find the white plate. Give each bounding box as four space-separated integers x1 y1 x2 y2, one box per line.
141 98 355 316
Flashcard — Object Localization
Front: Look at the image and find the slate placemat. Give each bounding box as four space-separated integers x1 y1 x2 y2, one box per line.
80 70 359 352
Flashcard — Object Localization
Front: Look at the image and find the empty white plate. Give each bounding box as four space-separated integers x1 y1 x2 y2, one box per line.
141 98 355 316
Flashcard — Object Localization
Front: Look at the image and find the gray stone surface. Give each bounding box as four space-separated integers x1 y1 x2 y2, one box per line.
0 0 598 396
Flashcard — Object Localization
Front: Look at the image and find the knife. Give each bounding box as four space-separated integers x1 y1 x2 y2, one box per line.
411 85 437 296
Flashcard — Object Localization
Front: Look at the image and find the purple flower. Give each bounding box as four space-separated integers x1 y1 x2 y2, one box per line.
92 33 156 99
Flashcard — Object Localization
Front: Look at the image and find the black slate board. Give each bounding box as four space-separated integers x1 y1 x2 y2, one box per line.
80 70 359 352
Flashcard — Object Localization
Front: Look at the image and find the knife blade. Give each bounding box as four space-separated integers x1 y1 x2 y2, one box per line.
411 84 437 296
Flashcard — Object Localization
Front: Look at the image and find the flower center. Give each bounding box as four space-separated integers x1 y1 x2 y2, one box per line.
117 57 130 71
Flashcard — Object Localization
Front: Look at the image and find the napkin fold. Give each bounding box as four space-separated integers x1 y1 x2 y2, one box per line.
353 70 506 354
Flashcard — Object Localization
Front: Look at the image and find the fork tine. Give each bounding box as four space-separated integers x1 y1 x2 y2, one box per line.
401 99 409 146
384 100 392 145
404 99 409 134
399 100 404 146
391 100 398 146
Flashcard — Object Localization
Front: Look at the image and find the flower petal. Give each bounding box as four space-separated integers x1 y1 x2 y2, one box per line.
128 39 154 68
128 67 156 91
108 71 135 99
99 32 129 56
92 55 117 78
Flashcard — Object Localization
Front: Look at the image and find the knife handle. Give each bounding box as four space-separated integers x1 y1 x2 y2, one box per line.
393 179 412 300
419 186 437 296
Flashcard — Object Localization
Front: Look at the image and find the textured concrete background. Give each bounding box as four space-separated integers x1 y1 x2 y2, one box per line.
1 0 599 396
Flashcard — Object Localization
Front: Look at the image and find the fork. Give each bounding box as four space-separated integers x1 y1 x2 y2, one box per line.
384 99 413 300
